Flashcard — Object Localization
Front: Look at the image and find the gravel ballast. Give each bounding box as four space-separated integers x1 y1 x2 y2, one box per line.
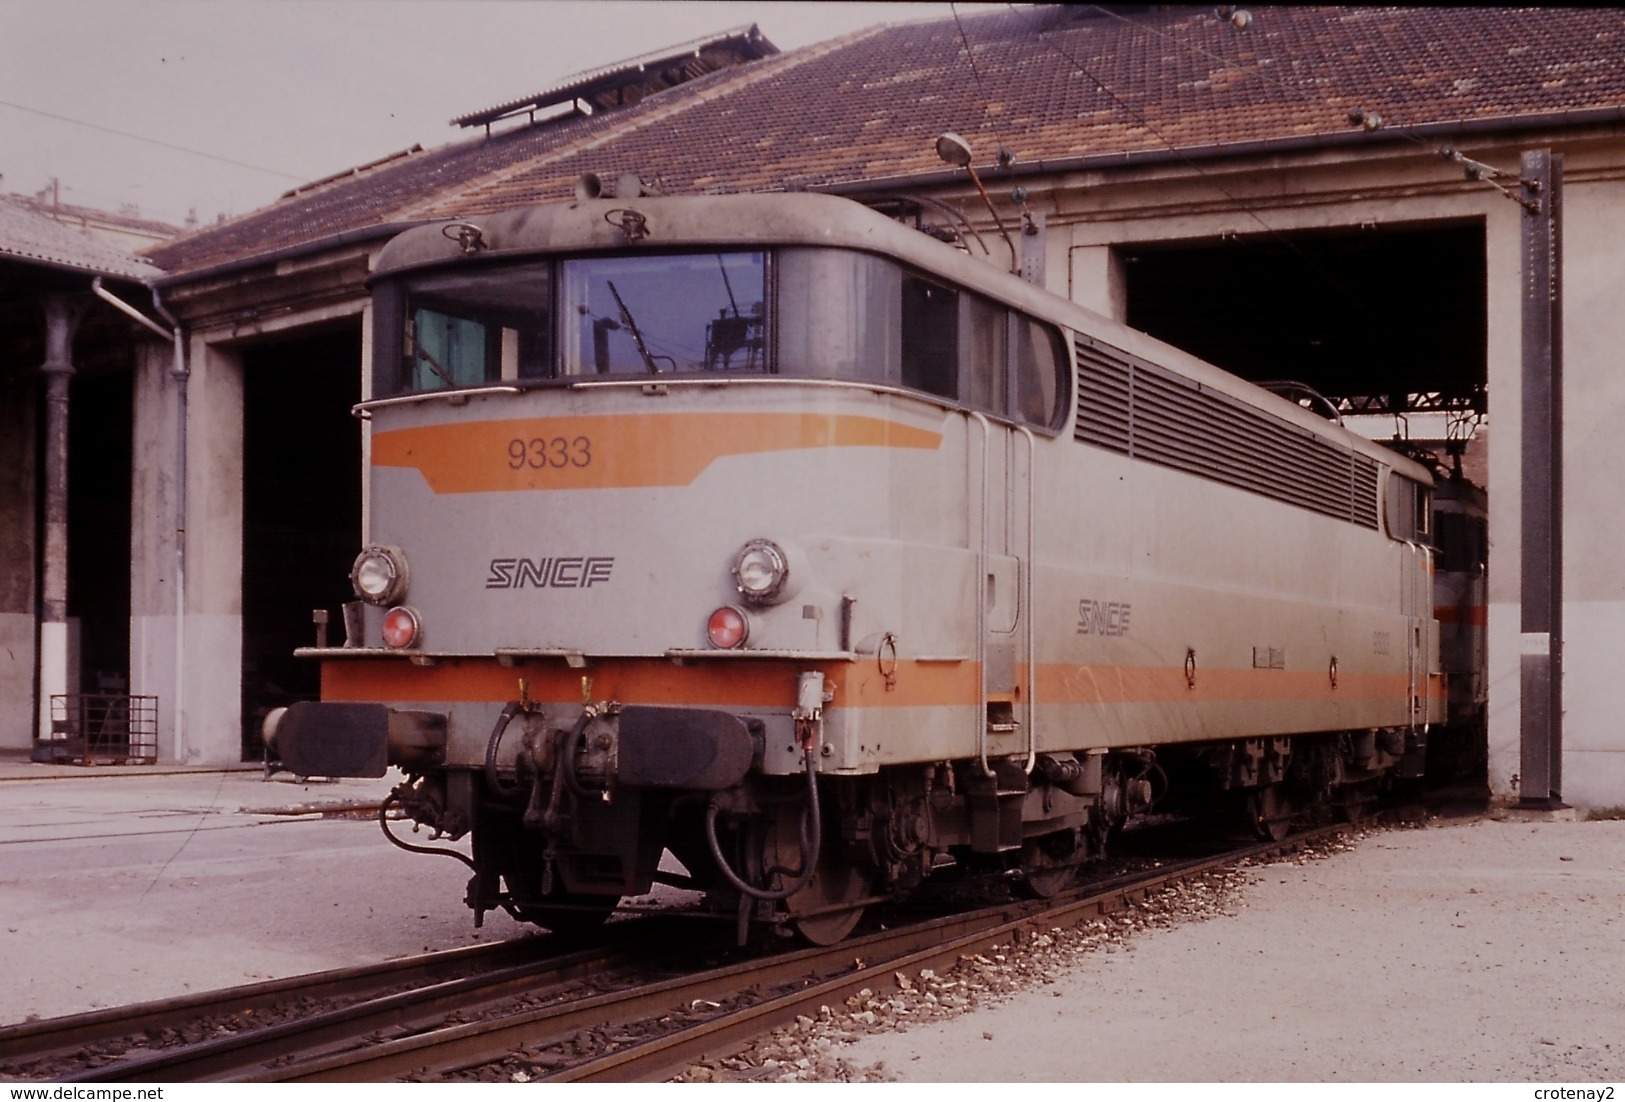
687 817 1625 1083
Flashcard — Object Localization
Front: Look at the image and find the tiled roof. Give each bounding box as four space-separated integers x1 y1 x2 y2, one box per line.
7 194 180 241
147 5 1625 278
0 194 163 281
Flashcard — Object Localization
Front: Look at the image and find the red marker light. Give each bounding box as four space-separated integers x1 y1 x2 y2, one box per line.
707 605 749 649
382 606 423 649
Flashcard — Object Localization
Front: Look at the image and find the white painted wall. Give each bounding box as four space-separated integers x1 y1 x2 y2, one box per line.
1551 171 1625 808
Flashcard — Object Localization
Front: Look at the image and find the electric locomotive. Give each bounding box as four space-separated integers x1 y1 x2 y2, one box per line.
268 189 1443 943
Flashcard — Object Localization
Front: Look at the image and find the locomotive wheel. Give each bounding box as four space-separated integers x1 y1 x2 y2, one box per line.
500 850 620 935
508 886 620 936
787 855 872 945
1247 784 1294 842
761 803 873 945
1332 778 1380 824
1015 828 1084 898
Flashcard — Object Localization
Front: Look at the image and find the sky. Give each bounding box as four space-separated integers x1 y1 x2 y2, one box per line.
0 1 992 227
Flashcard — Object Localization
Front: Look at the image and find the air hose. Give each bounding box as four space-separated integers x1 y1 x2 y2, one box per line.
378 788 475 870
483 701 525 798
704 745 821 902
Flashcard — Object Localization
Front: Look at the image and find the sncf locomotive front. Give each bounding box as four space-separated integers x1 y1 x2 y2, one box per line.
266 194 1048 943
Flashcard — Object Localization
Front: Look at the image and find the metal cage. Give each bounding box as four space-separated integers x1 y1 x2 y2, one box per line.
37 695 159 765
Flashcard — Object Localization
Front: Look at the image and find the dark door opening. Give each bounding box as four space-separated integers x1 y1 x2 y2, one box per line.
241 325 363 760
66 369 133 695
1116 220 1486 418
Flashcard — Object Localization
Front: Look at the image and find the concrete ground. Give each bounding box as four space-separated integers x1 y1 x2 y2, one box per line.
834 813 1625 1082
3 755 1622 1083
0 753 533 1022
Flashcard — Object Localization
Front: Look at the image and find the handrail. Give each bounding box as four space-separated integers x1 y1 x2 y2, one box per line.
970 412 995 778
1404 538 1434 733
1018 424 1038 774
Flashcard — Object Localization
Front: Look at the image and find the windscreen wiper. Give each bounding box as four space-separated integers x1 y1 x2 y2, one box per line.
606 280 672 373
413 340 457 387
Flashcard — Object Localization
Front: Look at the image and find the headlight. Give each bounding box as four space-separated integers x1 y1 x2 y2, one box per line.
731 539 789 605
351 545 409 606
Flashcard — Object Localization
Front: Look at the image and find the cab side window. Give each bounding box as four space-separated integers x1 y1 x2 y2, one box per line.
958 296 1065 429
1011 316 1065 429
1386 474 1432 541
901 275 959 399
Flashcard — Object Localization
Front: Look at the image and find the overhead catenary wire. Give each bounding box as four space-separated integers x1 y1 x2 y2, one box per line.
950 3 1013 165
0 96 306 181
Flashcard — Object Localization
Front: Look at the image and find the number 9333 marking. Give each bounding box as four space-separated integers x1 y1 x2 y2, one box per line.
507 436 592 470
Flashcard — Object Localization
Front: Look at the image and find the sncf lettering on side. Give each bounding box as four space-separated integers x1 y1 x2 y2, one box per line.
486 556 615 589
1077 598 1131 636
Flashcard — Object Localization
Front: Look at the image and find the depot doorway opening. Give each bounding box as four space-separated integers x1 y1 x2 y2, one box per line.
66 366 133 699
241 325 362 760
1115 219 1486 418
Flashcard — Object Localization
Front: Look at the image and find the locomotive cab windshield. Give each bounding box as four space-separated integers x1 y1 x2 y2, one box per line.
370 245 1066 430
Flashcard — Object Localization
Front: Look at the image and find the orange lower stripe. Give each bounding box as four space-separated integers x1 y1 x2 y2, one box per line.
322 657 1416 710
1034 664 1411 705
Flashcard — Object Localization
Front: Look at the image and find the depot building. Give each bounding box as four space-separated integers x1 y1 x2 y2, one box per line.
1 6 1622 808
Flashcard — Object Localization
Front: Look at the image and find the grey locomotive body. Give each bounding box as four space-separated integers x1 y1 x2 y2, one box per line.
270 192 1444 942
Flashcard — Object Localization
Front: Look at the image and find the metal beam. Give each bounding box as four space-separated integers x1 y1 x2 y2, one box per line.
1518 148 1565 809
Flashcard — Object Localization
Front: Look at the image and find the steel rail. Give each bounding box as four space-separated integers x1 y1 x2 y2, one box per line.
557 827 1341 1083
261 826 1350 1083
61 942 643 1084
0 934 556 1070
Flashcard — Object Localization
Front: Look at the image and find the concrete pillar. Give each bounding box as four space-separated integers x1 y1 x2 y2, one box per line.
181 334 244 764
1550 175 1625 806
36 294 85 745
1067 243 1129 323
129 332 243 764
1486 194 1530 803
0 371 37 751
129 339 180 759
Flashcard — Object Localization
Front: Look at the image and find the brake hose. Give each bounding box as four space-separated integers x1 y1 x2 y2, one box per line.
704 746 821 902
378 789 475 870
483 701 524 798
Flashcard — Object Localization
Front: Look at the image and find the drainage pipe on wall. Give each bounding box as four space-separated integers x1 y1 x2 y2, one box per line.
91 278 189 763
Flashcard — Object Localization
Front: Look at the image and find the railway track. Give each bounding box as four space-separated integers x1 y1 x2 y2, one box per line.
0 822 1360 1084
0 923 654 1081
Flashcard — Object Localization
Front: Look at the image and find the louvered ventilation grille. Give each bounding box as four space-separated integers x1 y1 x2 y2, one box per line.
1074 337 1380 529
